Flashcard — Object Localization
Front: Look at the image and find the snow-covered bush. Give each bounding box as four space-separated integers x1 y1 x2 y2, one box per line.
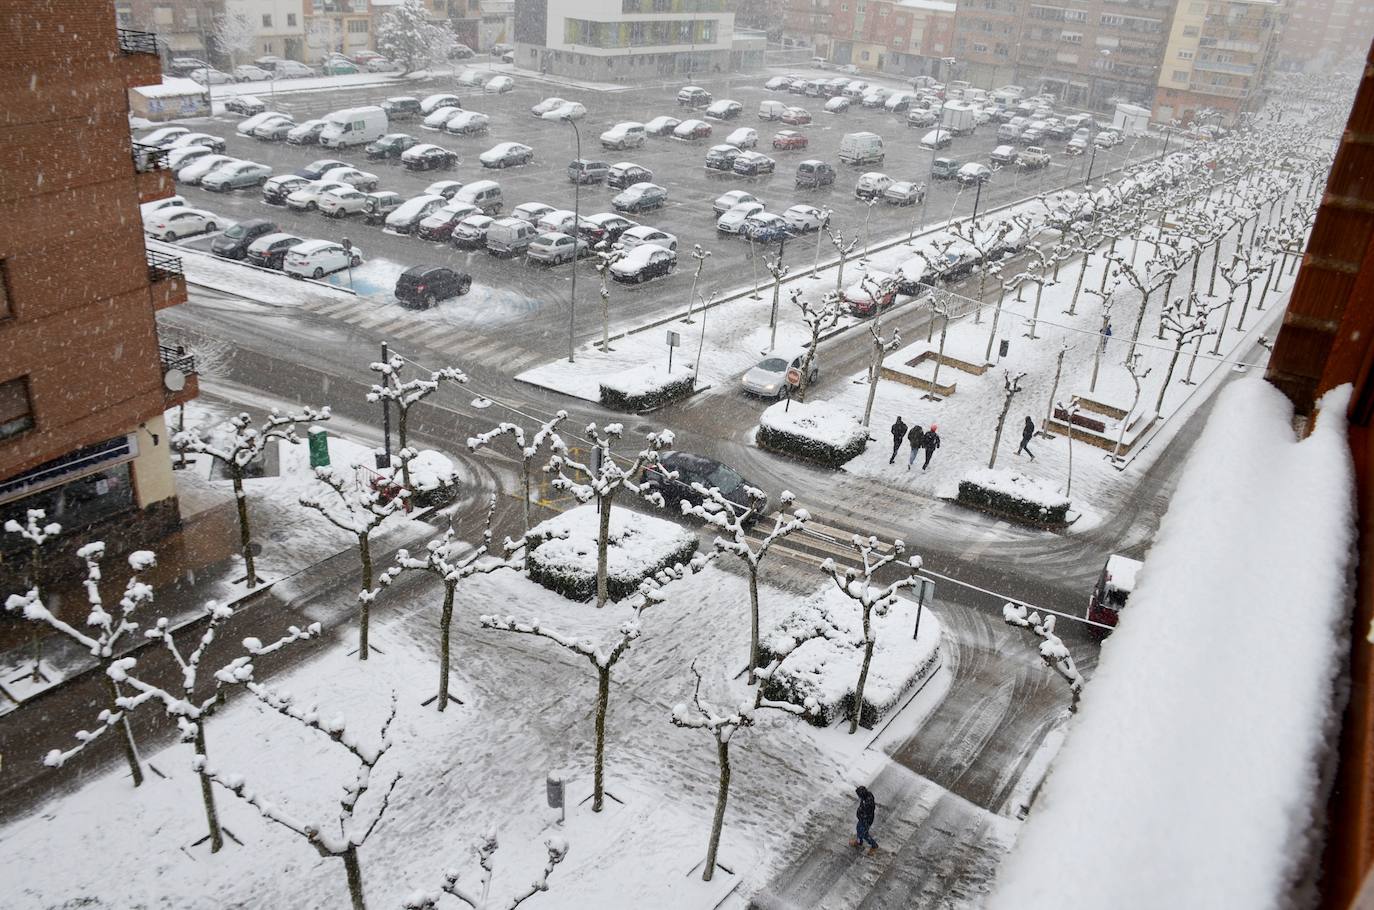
758 585 942 729
378 448 460 508
525 505 697 602
755 400 868 468
598 364 695 412
957 468 1071 525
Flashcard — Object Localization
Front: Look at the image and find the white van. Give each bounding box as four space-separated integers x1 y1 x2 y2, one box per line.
600 122 646 150
486 217 538 257
453 179 502 215
838 131 884 166
319 106 388 149
758 100 786 121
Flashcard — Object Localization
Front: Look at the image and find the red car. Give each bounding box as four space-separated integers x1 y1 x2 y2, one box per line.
842 271 899 316
781 107 812 125
772 130 808 150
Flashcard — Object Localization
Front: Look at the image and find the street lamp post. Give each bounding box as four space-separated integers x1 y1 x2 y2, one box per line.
810 207 831 278
1084 141 1099 189
565 117 582 363
971 178 985 225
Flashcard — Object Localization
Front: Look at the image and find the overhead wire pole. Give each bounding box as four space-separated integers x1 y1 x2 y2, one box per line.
566 116 582 363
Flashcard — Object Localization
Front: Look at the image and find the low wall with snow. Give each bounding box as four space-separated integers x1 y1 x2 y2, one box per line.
526 504 698 602
755 400 869 468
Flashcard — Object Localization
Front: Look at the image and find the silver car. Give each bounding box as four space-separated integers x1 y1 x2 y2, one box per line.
741 353 818 398
201 160 272 191
526 231 588 265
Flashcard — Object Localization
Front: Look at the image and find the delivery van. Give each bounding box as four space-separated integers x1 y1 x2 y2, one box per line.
319 106 388 149
838 131 884 166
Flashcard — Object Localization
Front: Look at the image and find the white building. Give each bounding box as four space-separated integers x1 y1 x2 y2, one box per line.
224 0 307 61
513 0 738 80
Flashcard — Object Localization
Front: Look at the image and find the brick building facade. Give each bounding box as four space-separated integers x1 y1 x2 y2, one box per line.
786 0 955 79
1 3 195 554
1276 0 1374 72
1152 0 1284 128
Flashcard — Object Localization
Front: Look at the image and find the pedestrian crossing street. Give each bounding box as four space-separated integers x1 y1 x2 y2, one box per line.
292 295 552 373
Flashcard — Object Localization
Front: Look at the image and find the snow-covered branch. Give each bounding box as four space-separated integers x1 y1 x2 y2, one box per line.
1002 603 1085 711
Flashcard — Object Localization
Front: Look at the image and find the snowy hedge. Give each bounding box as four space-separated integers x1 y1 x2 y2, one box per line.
957 469 1070 526
377 449 460 508
759 585 943 729
756 400 868 468
598 364 696 412
526 504 698 602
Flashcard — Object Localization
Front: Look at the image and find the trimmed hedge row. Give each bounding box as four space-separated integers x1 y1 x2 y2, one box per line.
757 640 942 730
598 372 696 412
756 423 867 469
957 478 1070 526
527 531 699 603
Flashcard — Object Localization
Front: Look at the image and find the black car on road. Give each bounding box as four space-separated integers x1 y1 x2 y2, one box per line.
211 218 277 260
642 452 766 526
394 265 473 309
366 133 420 161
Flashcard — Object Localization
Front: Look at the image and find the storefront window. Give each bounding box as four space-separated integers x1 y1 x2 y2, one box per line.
0 463 134 559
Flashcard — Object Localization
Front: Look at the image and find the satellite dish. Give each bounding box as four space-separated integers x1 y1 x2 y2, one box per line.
164 368 186 392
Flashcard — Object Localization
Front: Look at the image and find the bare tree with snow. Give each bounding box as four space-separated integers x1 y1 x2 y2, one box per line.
369 354 467 491
1003 603 1084 713
379 495 517 710
671 661 813 882
1083 280 1120 393
924 290 956 400
403 830 569 909
821 536 922 735
173 407 331 588
300 463 413 660
543 423 675 609
948 217 1012 324
593 243 624 352
212 10 255 70
679 487 809 675
1113 353 1152 462
1212 248 1267 352
989 371 1028 470
860 277 903 429
1019 243 1061 341
1106 249 1178 361
823 221 860 293
3 508 60 681
790 289 841 403
1156 295 1218 412
467 412 569 569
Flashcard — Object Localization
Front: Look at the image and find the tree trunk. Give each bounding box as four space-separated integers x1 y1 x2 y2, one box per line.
747 566 761 677
1258 260 1275 310
595 493 612 609
1188 246 1203 298
861 336 884 428
1207 237 1223 296
1067 253 1089 316
1155 341 1186 415
989 386 1016 470
1027 281 1044 339
701 738 732 883
437 581 456 711
357 534 372 661
1236 283 1255 331
797 332 819 402
344 845 367 910
233 470 257 588
108 673 144 787
848 619 876 735
522 464 533 572
1212 293 1236 355
984 283 1008 363
398 407 411 491
1156 275 1176 338
930 316 949 394
834 255 845 293
194 723 224 853
593 667 610 812
973 267 987 324
1128 289 1151 360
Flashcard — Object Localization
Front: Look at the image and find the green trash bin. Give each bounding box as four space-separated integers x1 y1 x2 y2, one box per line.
308 426 331 468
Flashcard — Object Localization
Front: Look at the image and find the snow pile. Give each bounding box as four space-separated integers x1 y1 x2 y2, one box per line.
756 400 869 468
598 363 696 412
135 76 207 98
987 378 1357 910
760 583 943 729
526 504 698 602
957 468 1072 525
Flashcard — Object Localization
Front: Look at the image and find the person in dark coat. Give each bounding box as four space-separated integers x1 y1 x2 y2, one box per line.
889 417 908 464
905 424 925 470
921 425 941 470
1016 415 1036 460
850 785 879 853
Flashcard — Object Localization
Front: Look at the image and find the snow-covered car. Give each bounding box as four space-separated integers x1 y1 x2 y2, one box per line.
417 202 480 241
610 243 676 283
283 239 362 279
883 181 925 206
176 154 237 185
232 64 273 81
235 112 285 138
990 144 1018 166
726 127 758 149
318 186 369 217
842 270 900 316
480 142 534 169
645 116 681 137
286 180 351 212
957 162 993 185
261 174 308 204
273 60 314 79
772 130 807 150
166 144 214 171
423 106 463 130
617 225 678 253
137 126 190 148
919 129 953 150
705 99 743 121
511 202 556 224
224 95 266 116
385 194 447 233
484 76 515 93
421 93 463 115
741 353 818 399
210 216 278 260
542 101 587 121
140 195 187 219
854 172 893 200
843 80 869 98
319 166 380 191
1066 136 1089 156
600 122 647 150
611 182 668 214
536 210 598 237
143 207 221 241
781 106 812 125
526 231 589 265
765 76 791 91
860 89 888 108
381 96 423 120
170 132 227 153
673 119 712 140
585 212 637 243
895 256 935 294
401 144 458 171
530 97 566 117
607 162 653 190
782 204 825 233
743 211 789 242
366 133 420 161
252 115 297 141
824 96 851 114
245 232 303 270
705 144 742 172
732 151 776 177
444 111 491 136
1095 129 1122 148
286 119 328 145
295 158 349 181
713 190 762 215
450 214 496 249
906 109 938 128
201 160 272 191
716 201 765 234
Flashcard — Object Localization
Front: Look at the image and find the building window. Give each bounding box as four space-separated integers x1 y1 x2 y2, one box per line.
1173 69 1189 81
0 260 11 320
184 8 198 27
1177 50 1193 59
0 377 34 441
1183 25 1199 36
861 50 870 60
348 19 369 33
288 13 297 26
153 5 173 25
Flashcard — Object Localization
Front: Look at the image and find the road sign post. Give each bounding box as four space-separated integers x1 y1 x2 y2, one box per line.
913 576 934 640
666 329 681 372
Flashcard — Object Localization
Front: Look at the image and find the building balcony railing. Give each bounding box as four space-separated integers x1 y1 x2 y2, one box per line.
1193 58 1257 76
132 143 171 173
117 28 160 56
147 249 183 283
159 344 197 376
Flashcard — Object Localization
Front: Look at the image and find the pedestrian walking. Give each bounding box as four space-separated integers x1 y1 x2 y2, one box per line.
850 785 879 855
889 417 908 464
921 425 941 470
905 424 925 471
1016 416 1036 460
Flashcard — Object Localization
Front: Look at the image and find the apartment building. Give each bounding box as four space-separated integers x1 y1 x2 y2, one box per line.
223 0 307 61
1153 0 1283 127
115 0 225 60
513 0 738 80
1 3 196 554
951 0 1175 111
792 0 956 78
1278 0 1374 71
304 0 373 62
